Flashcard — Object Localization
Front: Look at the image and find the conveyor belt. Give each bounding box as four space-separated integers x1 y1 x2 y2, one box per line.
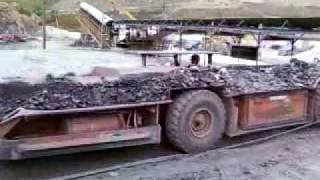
79 2 320 43
115 18 320 31
112 18 320 40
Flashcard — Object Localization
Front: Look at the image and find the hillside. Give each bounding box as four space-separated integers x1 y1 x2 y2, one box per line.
50 0 320 19
2 0 320 20
1 0 320 33
1 0 41 14
0 2 38 34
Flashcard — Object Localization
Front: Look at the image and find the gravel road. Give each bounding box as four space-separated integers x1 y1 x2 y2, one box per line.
0 144 177 180
0 126 318 180
72 125 320 180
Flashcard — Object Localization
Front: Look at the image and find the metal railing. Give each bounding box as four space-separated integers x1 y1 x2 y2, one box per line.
78 10 112 48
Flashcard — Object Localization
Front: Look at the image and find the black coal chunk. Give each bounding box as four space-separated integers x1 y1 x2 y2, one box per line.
0 67 225 117
224 60 320 96
1 60 320 119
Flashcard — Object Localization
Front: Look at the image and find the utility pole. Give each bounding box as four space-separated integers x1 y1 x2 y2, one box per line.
162 0 166 12
42 0 46 49
162 0 166 17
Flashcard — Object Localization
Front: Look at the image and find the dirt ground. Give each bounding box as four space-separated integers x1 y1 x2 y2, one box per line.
72 125 320 180
50 0 320 19
0 3 38 34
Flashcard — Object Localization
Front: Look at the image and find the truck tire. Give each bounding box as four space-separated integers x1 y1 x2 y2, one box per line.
165 90 226 153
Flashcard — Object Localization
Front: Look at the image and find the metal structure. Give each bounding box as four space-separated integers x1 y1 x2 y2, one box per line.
78 9 112 48
42 0 47 49
127 50 217 67
113 18 320 55
0 101 170 159
115 18 320 33
2 3 320 159
78 3 320 63
78 2 114 48
0 81 317 159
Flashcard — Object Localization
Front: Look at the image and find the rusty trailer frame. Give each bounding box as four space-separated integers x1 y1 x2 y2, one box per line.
0 101 171 160
0 88 316 160
225 89 313 136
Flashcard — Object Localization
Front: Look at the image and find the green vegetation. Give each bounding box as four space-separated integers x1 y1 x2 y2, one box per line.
0 0 80 31
1 0 41 13
55 14 80 31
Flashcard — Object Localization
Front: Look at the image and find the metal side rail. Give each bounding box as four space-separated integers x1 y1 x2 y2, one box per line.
0 125 161 160
1 100 173 124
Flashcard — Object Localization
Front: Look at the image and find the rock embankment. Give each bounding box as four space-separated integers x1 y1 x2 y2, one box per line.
0 2 38 35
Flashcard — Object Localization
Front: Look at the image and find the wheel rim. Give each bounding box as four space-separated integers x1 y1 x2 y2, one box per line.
190 109 213 138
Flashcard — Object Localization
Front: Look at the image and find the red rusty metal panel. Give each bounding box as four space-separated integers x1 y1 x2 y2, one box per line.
0 119 21 138
0 126 161 160
239 90 309 129
63 114 126 134
16 126 158 152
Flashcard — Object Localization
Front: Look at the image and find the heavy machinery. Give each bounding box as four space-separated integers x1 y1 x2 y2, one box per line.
0 56 319 160
78 2 320 51
1 3 320 160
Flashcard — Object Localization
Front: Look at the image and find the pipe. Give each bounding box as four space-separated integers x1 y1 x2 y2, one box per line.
80 2 113 26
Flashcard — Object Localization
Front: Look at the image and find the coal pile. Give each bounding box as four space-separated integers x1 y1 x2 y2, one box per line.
224 60 320 96
272 60 320 88
1 60 320 119
225 68 294 95
0 67 225 118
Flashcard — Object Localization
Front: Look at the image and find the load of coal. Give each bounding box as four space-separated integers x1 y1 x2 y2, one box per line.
1 60 320 119
224 59 320 96
0 67 224 118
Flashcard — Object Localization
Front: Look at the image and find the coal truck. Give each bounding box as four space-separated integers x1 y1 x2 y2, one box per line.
2 14 320 159
0 57 319 160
